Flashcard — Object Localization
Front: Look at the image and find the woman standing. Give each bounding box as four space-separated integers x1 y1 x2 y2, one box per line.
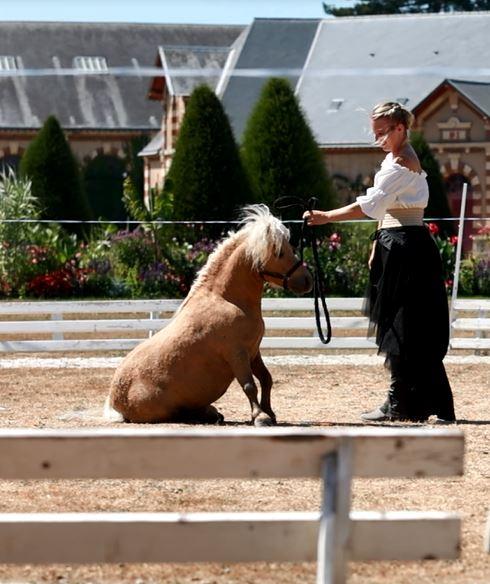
303 102 455 423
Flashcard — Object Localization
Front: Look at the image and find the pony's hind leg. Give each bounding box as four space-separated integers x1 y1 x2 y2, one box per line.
251 351 276 424
177 405 224 425
229 349 274 426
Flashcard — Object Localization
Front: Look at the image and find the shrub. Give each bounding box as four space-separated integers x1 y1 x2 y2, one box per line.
165 85 252 227
241 77 336 216
411 132 453 236
0 170 63 296
20 115 92 236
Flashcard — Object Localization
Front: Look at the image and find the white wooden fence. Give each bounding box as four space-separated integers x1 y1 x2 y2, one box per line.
0 427 464 583
0 297 488 353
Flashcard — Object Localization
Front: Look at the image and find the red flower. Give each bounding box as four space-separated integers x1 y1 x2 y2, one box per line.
449 235 458 246
427 222 439 236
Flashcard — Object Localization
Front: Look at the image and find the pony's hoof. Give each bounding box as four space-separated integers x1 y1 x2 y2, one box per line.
254 413 275 427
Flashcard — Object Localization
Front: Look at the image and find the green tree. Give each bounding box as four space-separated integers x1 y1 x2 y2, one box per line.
323 1 490 16
241 77 336 214
20 115 92 236
410 131 453 235
164 85 252 227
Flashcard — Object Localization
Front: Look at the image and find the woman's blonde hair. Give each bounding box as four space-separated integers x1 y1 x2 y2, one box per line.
371 101 414 130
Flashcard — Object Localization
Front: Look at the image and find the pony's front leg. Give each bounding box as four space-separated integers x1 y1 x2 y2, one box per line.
251 351 276 424
229 349 274 426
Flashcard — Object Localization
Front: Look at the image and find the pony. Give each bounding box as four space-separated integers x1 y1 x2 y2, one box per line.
106 205 312 426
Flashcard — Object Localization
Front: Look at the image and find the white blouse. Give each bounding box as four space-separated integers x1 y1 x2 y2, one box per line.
356 153 429 221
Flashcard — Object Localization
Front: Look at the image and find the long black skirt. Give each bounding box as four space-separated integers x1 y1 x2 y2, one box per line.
364 226 455 420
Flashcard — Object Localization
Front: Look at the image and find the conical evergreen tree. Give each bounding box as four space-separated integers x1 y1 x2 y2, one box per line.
241 77 336 215
410 131 453 235
20 115 92 235
165 85 252 226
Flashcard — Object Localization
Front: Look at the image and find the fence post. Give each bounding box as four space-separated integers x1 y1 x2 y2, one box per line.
317 438 353 584
51 313 63 342
149 311 159 338
449 182 468 346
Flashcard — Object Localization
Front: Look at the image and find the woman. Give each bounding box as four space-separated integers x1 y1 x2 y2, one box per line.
303 101 455 423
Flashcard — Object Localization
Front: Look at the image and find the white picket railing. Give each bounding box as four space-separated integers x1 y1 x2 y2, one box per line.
0 427 464 584
0 297 488 353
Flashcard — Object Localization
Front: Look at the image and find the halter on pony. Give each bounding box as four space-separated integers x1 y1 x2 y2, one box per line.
259 259 306 291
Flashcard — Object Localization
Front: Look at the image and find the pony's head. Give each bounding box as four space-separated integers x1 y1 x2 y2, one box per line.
239 204 313 295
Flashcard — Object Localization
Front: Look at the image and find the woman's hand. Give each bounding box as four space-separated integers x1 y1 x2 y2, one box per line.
302 210 331 226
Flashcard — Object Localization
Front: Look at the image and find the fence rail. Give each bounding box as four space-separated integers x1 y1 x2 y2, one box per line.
0 427 464 584
0 297 488 353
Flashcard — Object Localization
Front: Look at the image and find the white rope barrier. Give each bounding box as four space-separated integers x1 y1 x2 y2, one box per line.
0 217 488 225
1 66 490 79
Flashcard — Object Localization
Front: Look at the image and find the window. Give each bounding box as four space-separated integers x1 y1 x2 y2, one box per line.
328 98 344 112
0 56 18 70
438 116 471 142
73 56 108 72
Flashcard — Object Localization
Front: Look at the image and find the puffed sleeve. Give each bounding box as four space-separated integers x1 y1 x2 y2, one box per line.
356 166 407 220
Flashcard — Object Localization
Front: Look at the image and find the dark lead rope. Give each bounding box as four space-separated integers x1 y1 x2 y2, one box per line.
274 196 332 345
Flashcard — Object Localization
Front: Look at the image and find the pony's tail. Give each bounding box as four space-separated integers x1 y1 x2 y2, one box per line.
103 395 124 423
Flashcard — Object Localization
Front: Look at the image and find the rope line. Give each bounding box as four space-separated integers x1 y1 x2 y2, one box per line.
1 66 490 79
0 217 488 225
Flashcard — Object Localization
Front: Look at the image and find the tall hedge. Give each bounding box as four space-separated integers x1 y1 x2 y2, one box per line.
20 115 92 235
241 77 337 214
165 85 252 224
410 131 453 235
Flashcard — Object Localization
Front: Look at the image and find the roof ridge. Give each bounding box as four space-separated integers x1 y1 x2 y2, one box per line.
0 21 244 28
321 11 490 22
448 78 490 86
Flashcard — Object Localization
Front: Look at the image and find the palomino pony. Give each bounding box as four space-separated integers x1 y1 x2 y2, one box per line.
106 205 312 426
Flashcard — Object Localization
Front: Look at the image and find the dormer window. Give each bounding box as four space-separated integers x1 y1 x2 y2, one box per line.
73 56 108 72
328 98 344 112
0 56 18 70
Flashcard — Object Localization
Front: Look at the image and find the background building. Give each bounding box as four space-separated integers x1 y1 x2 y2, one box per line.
144 12 490 243
0 21 243 218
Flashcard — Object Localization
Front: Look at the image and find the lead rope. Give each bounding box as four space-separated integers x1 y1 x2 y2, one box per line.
274 196 332 344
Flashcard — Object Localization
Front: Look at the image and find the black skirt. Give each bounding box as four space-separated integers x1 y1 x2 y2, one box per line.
365 225 449 363
364 226 455 420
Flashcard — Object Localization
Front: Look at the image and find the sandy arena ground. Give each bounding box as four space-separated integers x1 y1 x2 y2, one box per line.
0 356 488 584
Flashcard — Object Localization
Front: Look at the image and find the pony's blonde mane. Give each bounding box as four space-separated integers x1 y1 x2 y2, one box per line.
181 205 289 304
238 204 290 269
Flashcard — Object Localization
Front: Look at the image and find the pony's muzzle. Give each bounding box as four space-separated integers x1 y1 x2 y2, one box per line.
288 264 313 295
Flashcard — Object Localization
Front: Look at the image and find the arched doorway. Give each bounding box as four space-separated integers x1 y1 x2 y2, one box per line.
83 155 127 221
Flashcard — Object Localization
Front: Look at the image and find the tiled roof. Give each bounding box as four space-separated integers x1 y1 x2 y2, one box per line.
221 13 490 146
0 21 244 130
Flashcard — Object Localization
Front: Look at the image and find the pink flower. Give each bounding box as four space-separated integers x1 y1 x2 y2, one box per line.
329 232 341 243
427 222 439 236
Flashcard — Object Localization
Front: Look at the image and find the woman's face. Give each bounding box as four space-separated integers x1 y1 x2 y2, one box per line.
371 117 405 152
